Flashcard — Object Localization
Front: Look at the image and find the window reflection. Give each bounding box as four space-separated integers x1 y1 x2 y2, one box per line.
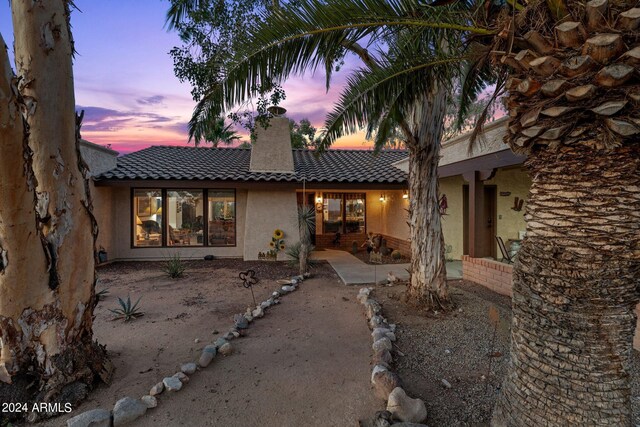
167 190 204 246
133 189 163 247
208 190 235 246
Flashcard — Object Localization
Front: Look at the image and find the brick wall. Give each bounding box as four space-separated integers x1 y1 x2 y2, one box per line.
379 234 411 257
315 233 367 251
462 255 513 297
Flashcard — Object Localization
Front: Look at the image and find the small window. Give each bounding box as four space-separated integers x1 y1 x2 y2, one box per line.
323 193 343 234
345 193 365 234
167 190 204 246
208 190 236 246
133 189 163 247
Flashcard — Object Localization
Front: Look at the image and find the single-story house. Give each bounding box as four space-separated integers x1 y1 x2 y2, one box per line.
81 116 529 265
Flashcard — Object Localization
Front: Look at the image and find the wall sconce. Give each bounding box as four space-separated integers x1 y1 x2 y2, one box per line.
315 195 323 213
402 190 409 199
379 193 386 202
316 196 322 203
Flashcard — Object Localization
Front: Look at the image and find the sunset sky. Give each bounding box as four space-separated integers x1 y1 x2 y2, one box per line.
0 1 368 154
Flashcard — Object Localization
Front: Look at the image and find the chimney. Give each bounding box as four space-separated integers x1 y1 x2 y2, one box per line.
249 108 294 173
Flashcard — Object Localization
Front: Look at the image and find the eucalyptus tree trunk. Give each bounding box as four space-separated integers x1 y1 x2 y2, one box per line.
406 85 448 308
0 2 109 422
491 0 640 423
492 144 640 426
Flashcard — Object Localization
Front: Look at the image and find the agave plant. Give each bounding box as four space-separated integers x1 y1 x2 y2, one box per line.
109 295 144 321
95 288 109 303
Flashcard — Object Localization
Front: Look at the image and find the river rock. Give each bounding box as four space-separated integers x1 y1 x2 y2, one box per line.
372 328 395 342
113 396 147 426
370 364 388 383
163 376 182 392
364 299 382 319
372 337 393 352
234 313 249 329
181 362 197 375
252 306 264 318
372 370 402 400
199 345 217 368
214 337 228 348
386 387 427 423
281 285 295 293
141 395 157 409
218 342 233 356
149 381 164 396
67 408 111 427
372 349 393 366
369 315 385 329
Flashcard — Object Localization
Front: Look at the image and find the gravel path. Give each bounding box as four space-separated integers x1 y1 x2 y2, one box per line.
375 279 640 426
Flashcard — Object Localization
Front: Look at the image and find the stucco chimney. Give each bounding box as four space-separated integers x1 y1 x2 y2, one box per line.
249 113 294 173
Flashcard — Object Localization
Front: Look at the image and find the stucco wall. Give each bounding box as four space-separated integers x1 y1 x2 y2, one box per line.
485 166 530 242
366 190 409 240
243 190 299 260
92 186 115 260
440 176 465 260
110 187 247 260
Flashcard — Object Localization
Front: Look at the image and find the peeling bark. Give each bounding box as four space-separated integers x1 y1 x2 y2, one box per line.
405 85 449 308
0 2 109 423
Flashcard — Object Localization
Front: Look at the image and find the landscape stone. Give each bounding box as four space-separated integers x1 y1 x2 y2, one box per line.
231 330 241 338
181 362 197 375
214 337 228 348
199 348 216 368
372 337 393 352
252 307 264 318
371 364 388 383
369 315 386 329
223 331 235 340
163 376 182 391
260 300 272 309
372 349 394 366
372 370 402 400
141 395 157 409
149 382 164 396
441 379 452 389
386 387 427 423
364 299 382 319
66 408 111 427
218 342 233 356
234 313 249 329
391 423 429 427
372 328 394 342
272 291 281 297
113 396 147 426
359 410 393 427
281 285 295 293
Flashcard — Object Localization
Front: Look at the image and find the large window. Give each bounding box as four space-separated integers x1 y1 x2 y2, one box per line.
323 192 366 234
208 190 236 246
132 189 236 248
133 189 163 247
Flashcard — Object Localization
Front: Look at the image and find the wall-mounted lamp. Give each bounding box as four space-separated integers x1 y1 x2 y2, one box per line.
402 190 409 199
379 193 386 202
316 196 323 203
315 194 323 213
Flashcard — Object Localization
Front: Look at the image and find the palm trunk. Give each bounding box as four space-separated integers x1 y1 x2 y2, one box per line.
406 86 448 307
0 2 109 422
492 143 640 426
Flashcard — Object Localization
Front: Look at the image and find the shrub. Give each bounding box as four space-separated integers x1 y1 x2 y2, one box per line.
391 250 402 260
286 241 316 268
109 295 144 321
164 254 186 278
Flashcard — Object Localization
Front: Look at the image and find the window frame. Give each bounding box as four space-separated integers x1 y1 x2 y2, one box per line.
322 192 367 235
131 188 237 248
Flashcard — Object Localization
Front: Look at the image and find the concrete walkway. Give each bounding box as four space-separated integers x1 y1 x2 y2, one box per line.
315 249 462 285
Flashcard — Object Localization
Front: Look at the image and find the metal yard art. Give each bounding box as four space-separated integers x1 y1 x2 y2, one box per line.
238 269 259 307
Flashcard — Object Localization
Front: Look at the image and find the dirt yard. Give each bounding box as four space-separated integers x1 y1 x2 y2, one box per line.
374 279 640 426
39 260 379 427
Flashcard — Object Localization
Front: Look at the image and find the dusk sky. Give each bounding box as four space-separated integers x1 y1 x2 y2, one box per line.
0 1 368 154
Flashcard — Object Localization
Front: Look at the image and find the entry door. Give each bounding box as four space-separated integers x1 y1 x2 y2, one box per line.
483 186 497 258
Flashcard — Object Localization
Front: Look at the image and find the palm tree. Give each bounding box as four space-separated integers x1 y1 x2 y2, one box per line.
488 0 640 424
167 0 492 308
194 116 241 146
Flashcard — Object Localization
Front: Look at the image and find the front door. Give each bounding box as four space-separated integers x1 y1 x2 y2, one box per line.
482 186 497 258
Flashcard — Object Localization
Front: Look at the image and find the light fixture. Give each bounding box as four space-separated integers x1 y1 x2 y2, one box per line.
379 193 386 202
316 195 323 203
402 190 409 199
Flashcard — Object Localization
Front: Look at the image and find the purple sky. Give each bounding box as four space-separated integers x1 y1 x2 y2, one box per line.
0 1 368 154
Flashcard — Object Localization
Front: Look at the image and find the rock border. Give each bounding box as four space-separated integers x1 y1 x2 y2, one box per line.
357 287 428 427
66 273 309 427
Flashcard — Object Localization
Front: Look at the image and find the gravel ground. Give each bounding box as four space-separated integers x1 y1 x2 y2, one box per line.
374 279 640 426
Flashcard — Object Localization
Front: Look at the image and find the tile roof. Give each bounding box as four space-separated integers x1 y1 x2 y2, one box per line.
97 146 409 184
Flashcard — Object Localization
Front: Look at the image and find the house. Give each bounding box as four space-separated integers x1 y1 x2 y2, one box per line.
81 116 528 266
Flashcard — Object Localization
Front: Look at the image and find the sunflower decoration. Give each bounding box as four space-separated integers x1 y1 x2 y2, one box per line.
269 229 285 256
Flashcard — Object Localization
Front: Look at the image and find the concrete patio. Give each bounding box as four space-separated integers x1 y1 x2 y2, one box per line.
315 249 462 285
